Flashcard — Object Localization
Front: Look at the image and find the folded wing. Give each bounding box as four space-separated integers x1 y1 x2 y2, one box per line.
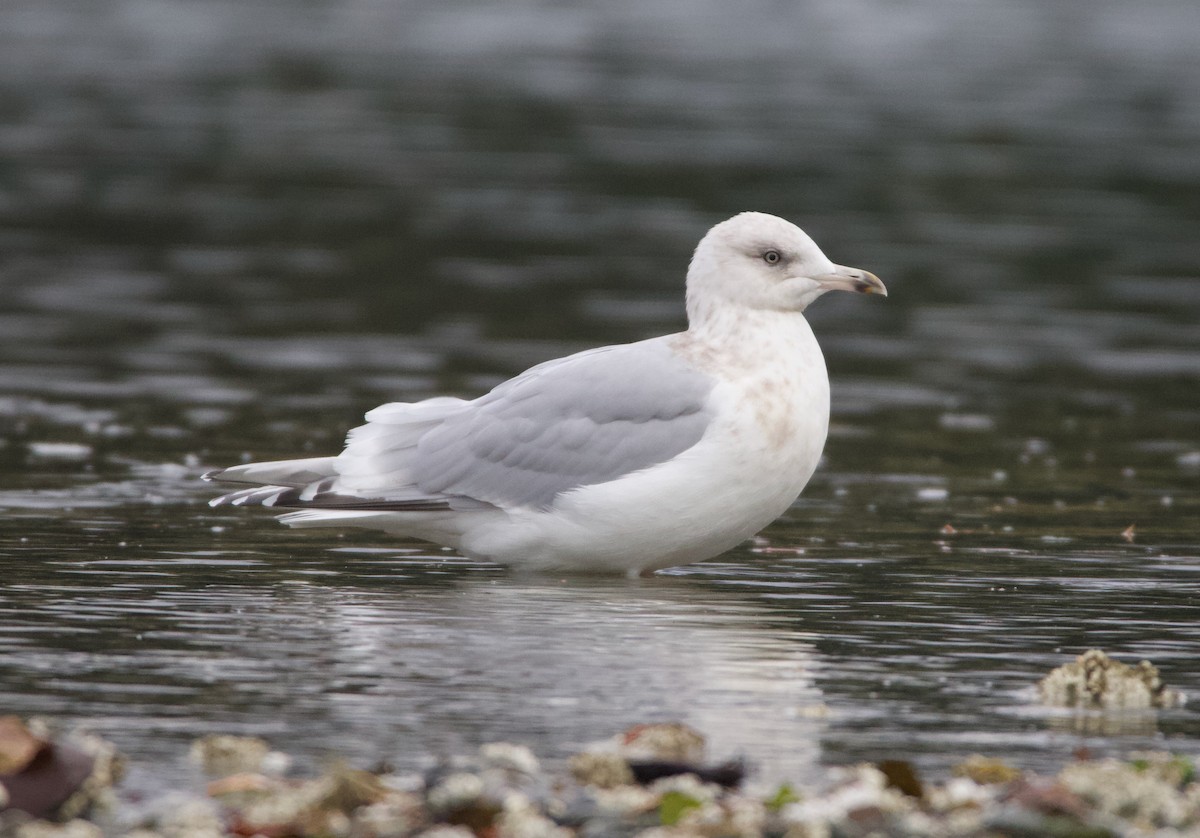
209 339 715 513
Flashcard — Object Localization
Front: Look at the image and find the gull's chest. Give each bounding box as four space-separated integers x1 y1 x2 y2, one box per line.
708 319 830 455
722 349 829 467
668 316 831 480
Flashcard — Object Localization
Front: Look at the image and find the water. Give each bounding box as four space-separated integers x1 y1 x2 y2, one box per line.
1 0 1198 799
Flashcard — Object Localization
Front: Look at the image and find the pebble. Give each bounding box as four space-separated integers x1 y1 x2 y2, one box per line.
3 708 1198 837
188 735 272 777
14 820 103 838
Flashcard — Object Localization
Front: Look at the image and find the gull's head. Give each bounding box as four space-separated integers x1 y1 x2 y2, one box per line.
686 212 885 323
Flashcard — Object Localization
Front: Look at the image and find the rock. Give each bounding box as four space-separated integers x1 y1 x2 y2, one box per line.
56 732 123 821
1059 756 1200 832
154 797 225 838
778 765 917 836
924 776 996 815
618 723 706 763
13 819 103 838
876 760 923 799
424 772 485 816
493 791 572 838
188 735 272 777
953 755 1022 785
1037 649 1184 709
0 718 44 775
1124 751 1198 787
569 752 634 790
210 765 391 838
316 764 389 813
204 772 273 798
628 759 745 789
584 784 658 818
3 721 1198 838
412 827 474 838
479 743 540 776
350 795 426 838
1003 779 1090 819
573 724 738 793
0 718 100 820
424 771 500 833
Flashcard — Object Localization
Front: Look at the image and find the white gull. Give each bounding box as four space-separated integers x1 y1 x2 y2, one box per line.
205 212 886 574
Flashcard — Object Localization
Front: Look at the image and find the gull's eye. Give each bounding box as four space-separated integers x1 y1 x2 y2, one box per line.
763 249 782 265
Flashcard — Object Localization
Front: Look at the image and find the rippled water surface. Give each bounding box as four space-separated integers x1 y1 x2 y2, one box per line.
1 0 1198 798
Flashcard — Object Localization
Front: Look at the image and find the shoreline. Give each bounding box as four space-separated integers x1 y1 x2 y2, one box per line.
3 716 1198 838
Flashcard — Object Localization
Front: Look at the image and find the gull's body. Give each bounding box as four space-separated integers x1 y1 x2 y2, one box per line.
206 212 885 574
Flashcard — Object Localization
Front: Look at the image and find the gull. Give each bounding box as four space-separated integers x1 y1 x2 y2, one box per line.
205 212 886 574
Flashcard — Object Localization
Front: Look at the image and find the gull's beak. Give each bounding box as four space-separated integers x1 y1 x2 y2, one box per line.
813 264 887 296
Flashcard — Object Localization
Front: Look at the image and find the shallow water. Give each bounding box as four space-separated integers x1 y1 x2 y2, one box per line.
1 0 1198 799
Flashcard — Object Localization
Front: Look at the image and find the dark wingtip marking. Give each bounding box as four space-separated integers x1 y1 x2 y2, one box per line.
265 488 454 513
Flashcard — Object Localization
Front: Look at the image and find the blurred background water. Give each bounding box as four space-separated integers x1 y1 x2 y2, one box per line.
0 0 1198 798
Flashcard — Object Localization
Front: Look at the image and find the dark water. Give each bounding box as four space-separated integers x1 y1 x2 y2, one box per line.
1 0 1198 798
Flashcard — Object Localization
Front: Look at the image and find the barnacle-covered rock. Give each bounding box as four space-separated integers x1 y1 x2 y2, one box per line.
778 764 917 837
1037 649 1184 709
1058 755 1200 832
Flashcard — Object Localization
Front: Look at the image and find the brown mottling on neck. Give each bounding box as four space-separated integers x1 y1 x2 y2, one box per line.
750 374 803 452
671 307 807 376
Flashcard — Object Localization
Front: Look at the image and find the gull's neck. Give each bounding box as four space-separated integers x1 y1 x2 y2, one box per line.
673 303 820 375
688 300 809 340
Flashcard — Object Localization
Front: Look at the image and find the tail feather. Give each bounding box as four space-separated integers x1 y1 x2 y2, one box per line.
205 459 467 513
209 485 291 508
276 509 396 528
203 456 337 488
204 399 478 518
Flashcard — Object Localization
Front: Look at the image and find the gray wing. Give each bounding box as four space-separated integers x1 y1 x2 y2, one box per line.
412 339 714 509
